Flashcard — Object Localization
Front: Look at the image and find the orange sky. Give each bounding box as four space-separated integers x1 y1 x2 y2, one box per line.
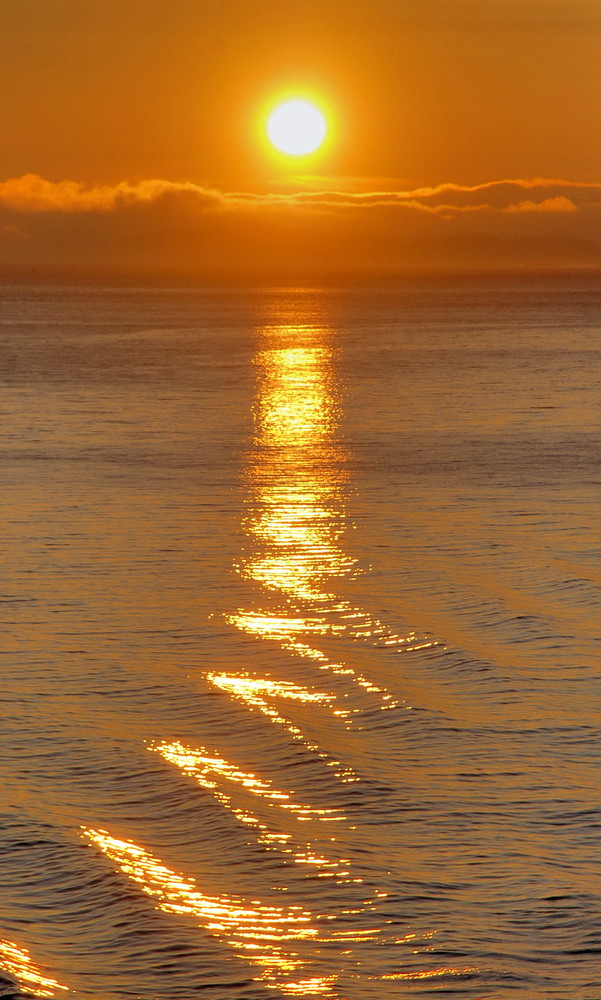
2 0 601 277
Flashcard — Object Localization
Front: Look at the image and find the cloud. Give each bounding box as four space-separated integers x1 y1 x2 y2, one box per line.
0 173 226 213
0 171 599 277
406 177 601 198
0 173 597 218
503 196 578 214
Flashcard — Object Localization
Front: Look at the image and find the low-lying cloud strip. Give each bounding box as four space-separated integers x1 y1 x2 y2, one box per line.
0 173 598 217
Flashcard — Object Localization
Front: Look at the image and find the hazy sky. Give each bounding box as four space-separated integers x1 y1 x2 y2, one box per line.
2 0 601 276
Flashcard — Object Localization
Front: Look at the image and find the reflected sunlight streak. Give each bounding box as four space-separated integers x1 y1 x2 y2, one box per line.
152 741 350 875
206 671 358 782
226 321 428 726
84 829 325 990
83 828 373 996
152 739 342 820
187 313 454 990
0 940 68 998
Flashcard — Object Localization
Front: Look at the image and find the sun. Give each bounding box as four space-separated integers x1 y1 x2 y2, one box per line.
267 100 327 156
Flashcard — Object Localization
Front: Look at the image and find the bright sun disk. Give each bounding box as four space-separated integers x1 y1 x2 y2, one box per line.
267 100 327 156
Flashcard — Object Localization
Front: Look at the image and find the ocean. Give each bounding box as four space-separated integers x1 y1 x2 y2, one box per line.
1 277 600 999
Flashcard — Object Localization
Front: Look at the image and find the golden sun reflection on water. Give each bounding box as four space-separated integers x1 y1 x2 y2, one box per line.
243 339 352 607
83 828 362 996
0 939 68 998
226 608 400 708
160 317 455 991
376 965 479 981
255 345 338 450
205 670 358 782
222 321 429 729
152 740 342 821
152 741 349 875
83 828 412 994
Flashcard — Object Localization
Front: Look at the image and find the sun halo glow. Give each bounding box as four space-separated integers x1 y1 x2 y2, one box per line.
267 100 327 156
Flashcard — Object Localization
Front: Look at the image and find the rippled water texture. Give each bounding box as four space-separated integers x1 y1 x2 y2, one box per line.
2 278 601 998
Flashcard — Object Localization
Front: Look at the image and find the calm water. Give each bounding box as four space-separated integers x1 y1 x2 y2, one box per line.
1 278 600 999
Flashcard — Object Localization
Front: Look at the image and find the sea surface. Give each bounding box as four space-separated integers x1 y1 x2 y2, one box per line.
1 276 600 999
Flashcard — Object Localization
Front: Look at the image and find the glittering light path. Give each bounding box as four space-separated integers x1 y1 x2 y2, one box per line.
0 939 68 998
224 322 437 737
84 828 344 996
